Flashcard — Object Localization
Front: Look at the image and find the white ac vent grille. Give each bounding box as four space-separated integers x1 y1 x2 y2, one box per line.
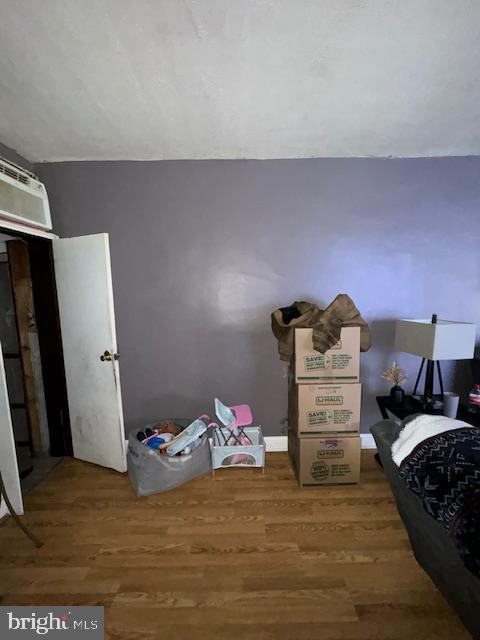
0 158 51 230
0 163 30 186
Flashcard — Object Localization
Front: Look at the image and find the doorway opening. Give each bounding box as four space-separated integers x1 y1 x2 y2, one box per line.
0 225 126 520
0 229 72 495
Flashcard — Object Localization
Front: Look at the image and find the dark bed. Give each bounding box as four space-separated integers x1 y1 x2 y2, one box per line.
370 419 480 639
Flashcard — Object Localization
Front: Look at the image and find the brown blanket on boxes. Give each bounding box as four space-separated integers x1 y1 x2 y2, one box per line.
271 294 371 359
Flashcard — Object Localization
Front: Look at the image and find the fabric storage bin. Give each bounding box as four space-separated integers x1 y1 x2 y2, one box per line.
209 425 265 473
127 419 212 496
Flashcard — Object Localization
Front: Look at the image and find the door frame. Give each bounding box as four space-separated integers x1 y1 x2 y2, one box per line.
7 239 46 456
0 343 23 517
0 223 73 457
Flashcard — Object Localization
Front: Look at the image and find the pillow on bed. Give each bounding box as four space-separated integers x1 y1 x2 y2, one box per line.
391 414 474 466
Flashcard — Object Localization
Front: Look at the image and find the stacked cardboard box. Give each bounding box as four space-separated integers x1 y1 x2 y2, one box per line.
288 327 361 488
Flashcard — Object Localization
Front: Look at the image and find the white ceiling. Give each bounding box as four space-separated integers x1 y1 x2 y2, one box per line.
1 0 480 162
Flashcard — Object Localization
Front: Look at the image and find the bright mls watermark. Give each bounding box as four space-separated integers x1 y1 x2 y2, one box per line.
0 607 104 639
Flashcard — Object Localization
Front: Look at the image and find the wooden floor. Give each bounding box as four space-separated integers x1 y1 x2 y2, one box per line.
0 451 469 639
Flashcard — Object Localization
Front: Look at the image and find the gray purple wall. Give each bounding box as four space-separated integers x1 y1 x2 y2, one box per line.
0 142 33 172
35 157 480 435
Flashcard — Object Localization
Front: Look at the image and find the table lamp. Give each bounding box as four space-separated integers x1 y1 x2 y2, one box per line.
395 314 476 410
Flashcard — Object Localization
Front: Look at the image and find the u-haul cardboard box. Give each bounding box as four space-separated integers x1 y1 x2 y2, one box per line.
288 431 360 487
293 326 360 383
289 382 361 436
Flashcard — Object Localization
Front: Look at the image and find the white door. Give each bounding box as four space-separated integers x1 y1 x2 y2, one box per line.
0 342 23 517
53 233 126 472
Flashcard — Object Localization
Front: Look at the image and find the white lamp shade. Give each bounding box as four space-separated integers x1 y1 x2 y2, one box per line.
395 319 476 360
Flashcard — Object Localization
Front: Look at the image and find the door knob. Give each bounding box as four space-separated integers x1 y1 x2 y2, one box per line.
100 350 119 362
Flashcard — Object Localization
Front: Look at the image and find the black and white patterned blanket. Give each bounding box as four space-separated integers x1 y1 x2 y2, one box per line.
398 424 480 577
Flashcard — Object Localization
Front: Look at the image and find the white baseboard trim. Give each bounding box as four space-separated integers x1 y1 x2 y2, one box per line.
360 433 376 449
265 433 376 452
264 436 288 452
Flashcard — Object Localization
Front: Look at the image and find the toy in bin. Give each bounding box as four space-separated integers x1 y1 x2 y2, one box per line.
136 417 209 456
209 398 265 474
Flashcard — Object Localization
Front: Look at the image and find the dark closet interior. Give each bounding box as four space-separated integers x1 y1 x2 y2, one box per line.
0 228 72 492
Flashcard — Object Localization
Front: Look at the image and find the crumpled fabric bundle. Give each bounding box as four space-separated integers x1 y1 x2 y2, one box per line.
271 294 371 360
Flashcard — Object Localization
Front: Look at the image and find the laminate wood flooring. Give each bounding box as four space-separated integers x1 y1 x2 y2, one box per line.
0 451 470 639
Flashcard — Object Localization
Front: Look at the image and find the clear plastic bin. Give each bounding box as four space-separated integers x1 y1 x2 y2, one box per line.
127 419 212 496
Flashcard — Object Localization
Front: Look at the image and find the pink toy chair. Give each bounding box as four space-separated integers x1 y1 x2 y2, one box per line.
230 404 253 426
215 401 254 446
229 404 254 444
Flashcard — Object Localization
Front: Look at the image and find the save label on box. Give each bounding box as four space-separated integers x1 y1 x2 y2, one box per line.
288 431 360 487
293 327 360 383
289 382 361 436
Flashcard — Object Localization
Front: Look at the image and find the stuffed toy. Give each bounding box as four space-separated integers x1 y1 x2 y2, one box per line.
154 422 180 437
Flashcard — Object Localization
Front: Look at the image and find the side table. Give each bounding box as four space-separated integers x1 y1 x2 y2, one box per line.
376 394 480 428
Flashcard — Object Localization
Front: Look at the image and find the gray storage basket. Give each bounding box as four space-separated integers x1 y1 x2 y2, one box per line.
127 419 212 496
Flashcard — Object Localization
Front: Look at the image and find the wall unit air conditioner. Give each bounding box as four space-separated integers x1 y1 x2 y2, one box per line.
0 157 52 230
